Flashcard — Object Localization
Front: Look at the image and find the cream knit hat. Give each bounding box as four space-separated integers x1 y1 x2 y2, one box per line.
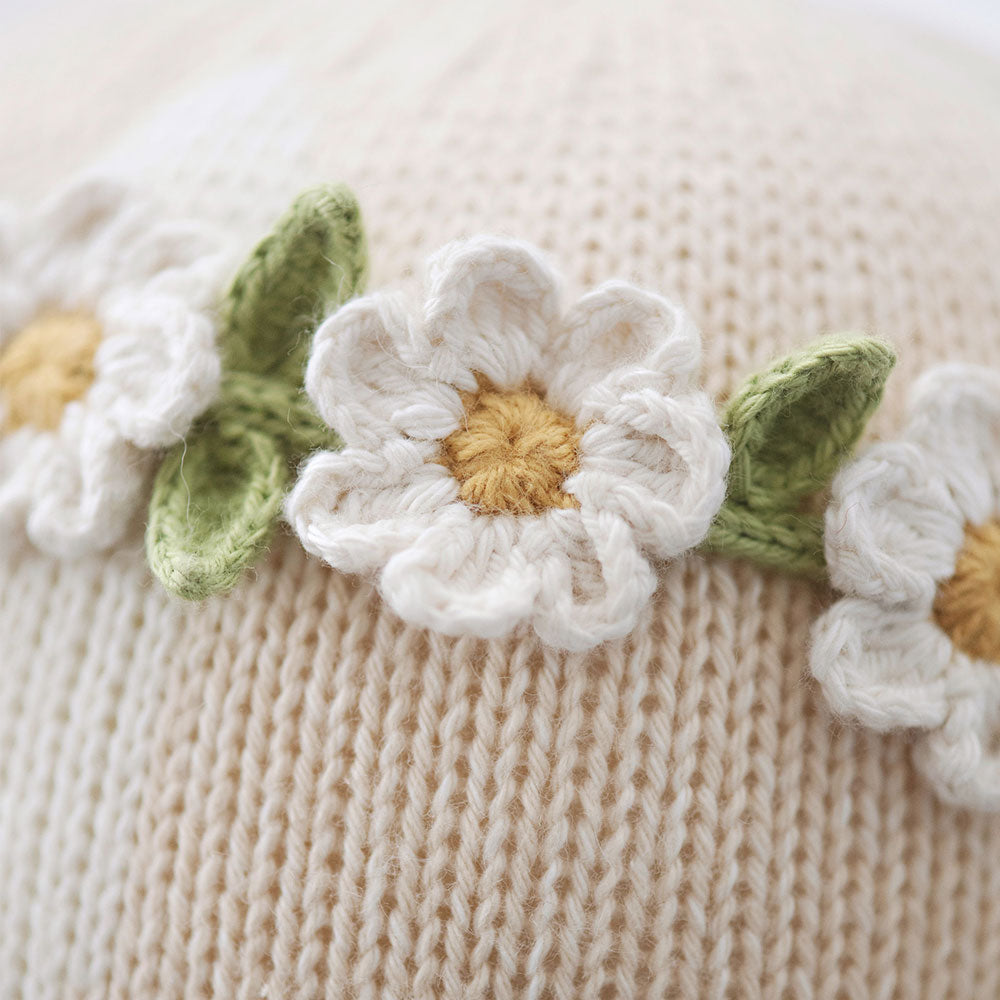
3 0 1000 996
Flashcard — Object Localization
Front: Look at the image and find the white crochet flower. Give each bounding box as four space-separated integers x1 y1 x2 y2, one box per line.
287 236 730 651
812 364 1000 810
0 176 223 555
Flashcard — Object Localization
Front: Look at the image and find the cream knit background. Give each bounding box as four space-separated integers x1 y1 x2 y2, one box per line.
3 0 1000 997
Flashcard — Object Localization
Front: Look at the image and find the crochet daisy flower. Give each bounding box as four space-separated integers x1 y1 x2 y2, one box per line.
811 364 1000 809
287 236 730 650
0 176 223 554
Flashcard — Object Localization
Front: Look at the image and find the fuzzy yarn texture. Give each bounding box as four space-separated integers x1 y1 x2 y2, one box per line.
287 235 729 651
145 184 367 600
6 0 1000 997
703 336 896 576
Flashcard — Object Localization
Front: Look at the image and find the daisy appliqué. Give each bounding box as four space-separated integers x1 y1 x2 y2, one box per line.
812 364 1000 809
286 236 730 651
0 176 224 555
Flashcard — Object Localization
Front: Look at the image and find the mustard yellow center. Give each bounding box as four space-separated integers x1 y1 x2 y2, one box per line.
0 311 102 433
933 519 1000 664
441 381 582 515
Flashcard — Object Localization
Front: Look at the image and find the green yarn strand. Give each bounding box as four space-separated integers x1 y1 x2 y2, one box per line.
702 335 896 576
146 184 366 601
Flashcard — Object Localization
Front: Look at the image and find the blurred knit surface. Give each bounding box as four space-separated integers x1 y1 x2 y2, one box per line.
4 0 1000 997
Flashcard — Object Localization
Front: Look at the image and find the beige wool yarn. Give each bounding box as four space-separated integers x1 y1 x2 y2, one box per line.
3 0 1000 997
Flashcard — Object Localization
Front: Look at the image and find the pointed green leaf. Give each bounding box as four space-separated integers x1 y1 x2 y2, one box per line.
221 183 369 382
146 184 364 600
146 419 288 601
145 374 340 600
703 335 896 575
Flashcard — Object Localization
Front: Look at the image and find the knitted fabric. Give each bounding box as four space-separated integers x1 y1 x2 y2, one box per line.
703 336 896 576
145 185 366 600
5 0 1000 997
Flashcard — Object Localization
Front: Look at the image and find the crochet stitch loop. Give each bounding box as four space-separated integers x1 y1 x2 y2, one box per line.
145 184 366 600
702 335 896 576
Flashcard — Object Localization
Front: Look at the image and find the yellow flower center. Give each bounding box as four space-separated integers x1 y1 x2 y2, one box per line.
0 310 102 432
933 519 1000 663
441 379 582 515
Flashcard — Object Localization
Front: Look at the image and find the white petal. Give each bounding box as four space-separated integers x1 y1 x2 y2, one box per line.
286 438 458 574
825 440 965 606
26 407 151 555
905 364 1000 527
67 200 176 301
0 200 19 261
0 202 33 342
92 291 220 449
306 293 463 451
421 236 560 391
380 508 541 639
810 597 954 732
545 282 701 417
16 177 134 309
914 666 1000 811
0 427 57 553
98 218 221 301
530 507 657 651
566 389 729 558
15 177 222 319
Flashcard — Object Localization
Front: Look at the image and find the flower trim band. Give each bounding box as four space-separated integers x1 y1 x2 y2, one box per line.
0 176 895 610
12 175 1000 809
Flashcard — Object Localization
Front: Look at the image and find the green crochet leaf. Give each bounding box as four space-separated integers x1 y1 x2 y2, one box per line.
146 185 366 600
221 184 369 381
702 335 896 576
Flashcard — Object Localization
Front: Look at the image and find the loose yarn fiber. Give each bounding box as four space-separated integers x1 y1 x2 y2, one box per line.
5 0 1000 996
